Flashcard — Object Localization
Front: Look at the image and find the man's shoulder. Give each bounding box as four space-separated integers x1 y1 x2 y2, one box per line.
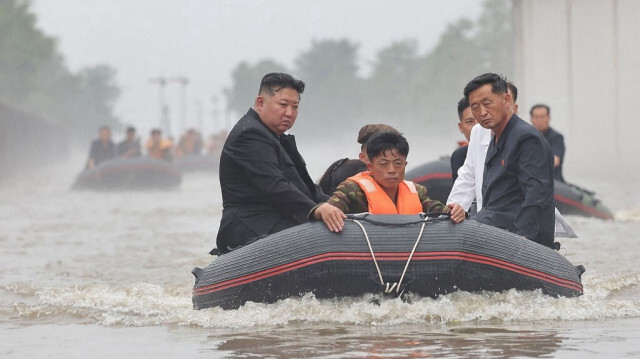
511 116 545 140
227 110 275 144
546 127 564 140
335 178 364 194
451 145 468 160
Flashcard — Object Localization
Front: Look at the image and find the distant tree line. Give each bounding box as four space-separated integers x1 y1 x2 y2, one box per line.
224 0 514 140
0 0 120 137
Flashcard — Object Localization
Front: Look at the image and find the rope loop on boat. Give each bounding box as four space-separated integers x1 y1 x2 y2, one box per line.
352 218 427 294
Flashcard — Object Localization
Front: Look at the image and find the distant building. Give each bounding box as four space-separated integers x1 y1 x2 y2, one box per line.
513 0 640 166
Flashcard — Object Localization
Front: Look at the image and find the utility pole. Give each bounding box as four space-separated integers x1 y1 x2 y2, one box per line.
149 77 170 136
168 76 189 135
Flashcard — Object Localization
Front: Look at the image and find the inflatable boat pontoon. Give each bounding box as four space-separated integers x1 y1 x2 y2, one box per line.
192 214 584 310
72 157 182 190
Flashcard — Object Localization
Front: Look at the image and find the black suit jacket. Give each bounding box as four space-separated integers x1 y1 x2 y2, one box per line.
543 127 566 182
450 145 468 181
473 114 555 248
216 108 328 253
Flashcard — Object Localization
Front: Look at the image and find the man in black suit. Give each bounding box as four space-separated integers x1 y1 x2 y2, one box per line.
450 97 476 181
530 104 566 182
464 73 556 249
214 73 328 254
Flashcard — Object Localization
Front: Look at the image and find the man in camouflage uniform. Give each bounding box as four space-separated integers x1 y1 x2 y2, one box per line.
311 132 466 232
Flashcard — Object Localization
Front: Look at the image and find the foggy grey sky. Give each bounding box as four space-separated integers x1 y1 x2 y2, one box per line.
32 0 482 135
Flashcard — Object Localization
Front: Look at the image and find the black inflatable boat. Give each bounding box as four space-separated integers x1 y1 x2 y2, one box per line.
192 215 584 310
72 157 182 190
406 157 613 220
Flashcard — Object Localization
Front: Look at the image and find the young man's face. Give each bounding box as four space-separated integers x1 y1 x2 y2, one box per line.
255 88 300 135
367 149 407 192
457 107 476 141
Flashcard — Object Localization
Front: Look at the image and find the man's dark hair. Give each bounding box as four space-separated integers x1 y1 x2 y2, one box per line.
463 73 508 101
99 125 110 132
366 131 409 161
126 126 136 133
530 103 551 116
258 72 305 97
457 97 470 121
150 128 161 135
507 81 518 103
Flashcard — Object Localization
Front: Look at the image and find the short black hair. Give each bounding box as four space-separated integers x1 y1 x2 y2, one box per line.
457 97 470 121
463 73 508 101
530 103 550 116
126 126 136 133
150 128 161 135
366 131 409 161
258 72 305 97
507 81 518 103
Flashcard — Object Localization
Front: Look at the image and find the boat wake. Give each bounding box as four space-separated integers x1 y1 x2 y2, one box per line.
6 271 640 328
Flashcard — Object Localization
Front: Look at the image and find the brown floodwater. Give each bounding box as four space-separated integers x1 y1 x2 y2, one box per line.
1 152 639 358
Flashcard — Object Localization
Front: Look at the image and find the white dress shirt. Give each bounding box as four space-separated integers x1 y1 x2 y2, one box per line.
447 123 491 211
447 123 577 238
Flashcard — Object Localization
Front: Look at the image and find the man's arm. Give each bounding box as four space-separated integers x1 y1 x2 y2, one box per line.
447 126 482 210
551 133 565 168
514 136 555 241
228 128 319 220
310 180 366 232
417 184 465 223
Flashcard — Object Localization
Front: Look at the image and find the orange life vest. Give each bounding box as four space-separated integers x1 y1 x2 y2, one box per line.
348 172 422 214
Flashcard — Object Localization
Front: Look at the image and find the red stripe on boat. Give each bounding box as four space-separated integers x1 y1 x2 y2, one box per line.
554 194 613 220
193 251 583 296
409 172 452 183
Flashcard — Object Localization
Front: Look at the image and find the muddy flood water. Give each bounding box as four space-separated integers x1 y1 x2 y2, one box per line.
1 151 639 358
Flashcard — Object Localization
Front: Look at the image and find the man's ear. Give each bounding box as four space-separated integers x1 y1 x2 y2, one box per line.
457 122 464 135
504 92 512 108
254 95 264 111
358 152 366 162
513 103 519 114
366 161 373 172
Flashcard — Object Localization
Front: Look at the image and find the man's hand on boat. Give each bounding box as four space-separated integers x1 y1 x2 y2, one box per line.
313 203 347 232
447 203 466 223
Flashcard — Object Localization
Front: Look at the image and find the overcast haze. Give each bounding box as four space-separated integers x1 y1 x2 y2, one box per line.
32 0 482 135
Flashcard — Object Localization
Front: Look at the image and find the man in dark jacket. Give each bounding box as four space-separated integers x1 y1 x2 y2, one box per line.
215 73 328 254
530 104 566 182
450 97 476 181
464 73 556 248
86 126 115 169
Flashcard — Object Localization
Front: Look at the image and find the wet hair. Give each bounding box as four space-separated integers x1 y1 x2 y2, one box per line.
457 97 470 121
150 128 161 136
366 131 409 161
463 73 508 101
258 72 305 97
507 81 518 103
530 103 550 116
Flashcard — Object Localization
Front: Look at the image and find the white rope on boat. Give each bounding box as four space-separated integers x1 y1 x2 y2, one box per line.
352 219 384 285
352 218 427 294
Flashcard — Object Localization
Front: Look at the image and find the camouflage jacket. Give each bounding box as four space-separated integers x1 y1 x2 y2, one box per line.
320 179 449 215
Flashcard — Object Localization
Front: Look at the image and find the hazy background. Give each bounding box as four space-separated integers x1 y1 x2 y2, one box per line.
31 0 484 136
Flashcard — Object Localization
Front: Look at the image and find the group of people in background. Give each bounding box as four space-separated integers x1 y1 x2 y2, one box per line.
85 126 227 169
